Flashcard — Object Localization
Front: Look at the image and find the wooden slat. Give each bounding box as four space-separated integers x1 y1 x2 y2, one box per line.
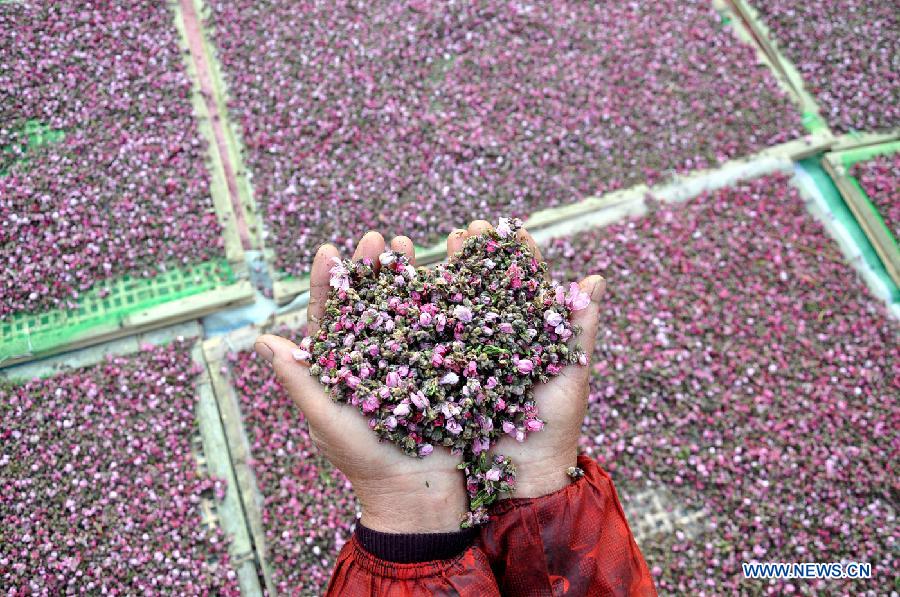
204 337 279 596
273 276 311 305
822 154 900 287
1 321 201 381
725 0 828 126
830 131 900 153
187 0 264 253
172 0 247 273
193 343 263 596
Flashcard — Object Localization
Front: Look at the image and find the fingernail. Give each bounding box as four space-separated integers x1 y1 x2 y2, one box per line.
254 341 274 363
589 276 606 303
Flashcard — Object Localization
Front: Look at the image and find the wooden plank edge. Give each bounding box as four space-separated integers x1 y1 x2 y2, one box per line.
125 280 254 326
273 277 311 305
203 338 279 596
193 343 263 596
717 0 821 121
270 308 308 335
171 0 247 274
821 158 900 287
829 130 900 153
1 322 201 380
190 0 264 253
726 0 826 121
1 281 254 368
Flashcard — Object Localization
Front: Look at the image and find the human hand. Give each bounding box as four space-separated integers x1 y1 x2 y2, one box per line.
448 220 605 500
254 231 469 533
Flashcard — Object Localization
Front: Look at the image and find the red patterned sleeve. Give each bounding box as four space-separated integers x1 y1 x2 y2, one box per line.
477 454 657 596
325 535 501 596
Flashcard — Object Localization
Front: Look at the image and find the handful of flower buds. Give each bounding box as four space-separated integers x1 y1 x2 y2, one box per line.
298 218 590 527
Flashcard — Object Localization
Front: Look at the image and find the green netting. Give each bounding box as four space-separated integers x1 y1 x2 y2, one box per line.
800 157 900 302
1 259 236 363
22 120 65 146
0 120 65 176
801 110 829 135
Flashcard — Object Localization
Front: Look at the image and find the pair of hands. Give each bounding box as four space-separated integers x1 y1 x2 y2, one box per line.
254 220 605 534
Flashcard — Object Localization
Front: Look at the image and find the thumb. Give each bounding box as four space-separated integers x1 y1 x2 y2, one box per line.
254 333 336 429
569 275 606 357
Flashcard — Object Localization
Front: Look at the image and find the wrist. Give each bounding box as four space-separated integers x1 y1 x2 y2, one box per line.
501 447 578 500
355 471 468 533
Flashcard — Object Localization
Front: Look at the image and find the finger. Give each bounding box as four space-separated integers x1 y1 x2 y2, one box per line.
307 243 340 337
467 220 493 237
569 275 606 357
352 230 386 266
446 228 469 259
254 334 337 429
516 227 543 262
390 235 416 265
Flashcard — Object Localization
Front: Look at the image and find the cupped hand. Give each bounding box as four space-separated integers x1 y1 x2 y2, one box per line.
451 221 606 500
255 231 469 533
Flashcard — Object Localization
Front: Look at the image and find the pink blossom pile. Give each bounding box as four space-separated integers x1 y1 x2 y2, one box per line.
227 345 357 595
205 0 800 277
751 1 899 133
853 153 900 241
0 341 239 594
543 174 899 595
0 1 225 318
304 218 588 526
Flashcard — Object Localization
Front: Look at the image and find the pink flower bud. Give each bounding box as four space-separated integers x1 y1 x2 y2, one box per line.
525 418 544 432
544 310 563 327
453 305 473 323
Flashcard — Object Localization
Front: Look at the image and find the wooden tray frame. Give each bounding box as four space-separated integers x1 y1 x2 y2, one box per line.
723 0 830 132
1 323 262 596
822 144 900 288
0 6 255 368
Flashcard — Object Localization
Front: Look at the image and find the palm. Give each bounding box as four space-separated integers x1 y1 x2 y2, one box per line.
302 381 463 485
493 363 589 479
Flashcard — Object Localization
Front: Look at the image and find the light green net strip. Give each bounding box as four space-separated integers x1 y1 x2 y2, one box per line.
801 111 829 135
1 260 236 363
1 120 66 176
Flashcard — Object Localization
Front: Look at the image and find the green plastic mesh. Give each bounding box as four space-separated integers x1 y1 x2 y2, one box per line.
1 260 236 363
800 157 899 302
0 120 65 176
802 110 829 134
